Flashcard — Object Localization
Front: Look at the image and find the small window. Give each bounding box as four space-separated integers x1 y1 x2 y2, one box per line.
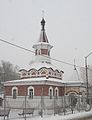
50 89 52 99
12 87 18 99
28 86 34 99
55 89 58 99
29 89 33 99
55 87 59 99
49 87 53 99
13 89 17 99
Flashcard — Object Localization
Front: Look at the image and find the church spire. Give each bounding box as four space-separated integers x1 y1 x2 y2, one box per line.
38 13 49 43
74 59 76 70
41 10 45 31
41 18 45 31
32 15 53 63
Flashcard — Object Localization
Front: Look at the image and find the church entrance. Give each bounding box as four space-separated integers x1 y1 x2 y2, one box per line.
69 93 77 107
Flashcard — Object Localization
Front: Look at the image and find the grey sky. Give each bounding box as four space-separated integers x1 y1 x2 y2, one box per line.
0 0 92 80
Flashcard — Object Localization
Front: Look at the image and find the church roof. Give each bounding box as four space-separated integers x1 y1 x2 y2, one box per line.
68 68 83 83
29 62 64 73
4 77 83 87
4 77 64 86
38 30 48 43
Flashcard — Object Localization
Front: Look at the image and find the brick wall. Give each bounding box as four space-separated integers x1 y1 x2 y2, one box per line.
5 85 64 96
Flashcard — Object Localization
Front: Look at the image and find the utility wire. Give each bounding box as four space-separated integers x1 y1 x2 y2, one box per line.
0 38 34 53
0 38 83 68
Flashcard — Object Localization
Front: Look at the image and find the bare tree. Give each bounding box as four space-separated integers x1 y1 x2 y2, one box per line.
0 60 20 82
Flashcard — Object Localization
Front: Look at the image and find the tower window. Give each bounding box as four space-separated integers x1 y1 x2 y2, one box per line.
41 49 48 55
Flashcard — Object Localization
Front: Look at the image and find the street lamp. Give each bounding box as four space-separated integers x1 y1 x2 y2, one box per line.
2 68 5 120
85 52 92 104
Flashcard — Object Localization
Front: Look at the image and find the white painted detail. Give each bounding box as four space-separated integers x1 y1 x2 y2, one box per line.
55 87 59 97
49 86 53 96
28 86 34 96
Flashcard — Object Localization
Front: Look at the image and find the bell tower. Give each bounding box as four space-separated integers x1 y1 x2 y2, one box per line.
33 17 53 63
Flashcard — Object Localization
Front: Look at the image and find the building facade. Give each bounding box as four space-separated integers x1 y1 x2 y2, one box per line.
4 17 84 114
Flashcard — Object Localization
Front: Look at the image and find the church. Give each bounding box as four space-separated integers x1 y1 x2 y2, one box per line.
4 17 84 114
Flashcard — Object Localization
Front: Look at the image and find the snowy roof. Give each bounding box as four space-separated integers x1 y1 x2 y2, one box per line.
68 68 84 83
4 76 83 87
5 77 62 83
29 62 64 73
4 77 64 86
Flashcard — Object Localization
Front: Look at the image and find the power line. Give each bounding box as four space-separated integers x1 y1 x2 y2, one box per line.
0 38 83 68
0 38 34 53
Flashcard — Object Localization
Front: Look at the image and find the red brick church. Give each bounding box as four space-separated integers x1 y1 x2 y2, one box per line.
4 17 84 113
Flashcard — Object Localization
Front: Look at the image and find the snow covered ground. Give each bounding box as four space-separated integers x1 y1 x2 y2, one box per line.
0 109 92 120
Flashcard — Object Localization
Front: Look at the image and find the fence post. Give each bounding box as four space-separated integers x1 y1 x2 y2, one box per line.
41 87 44 117
24 87 27 120
4 91 6 120
53 94 55 116
63 95 66 115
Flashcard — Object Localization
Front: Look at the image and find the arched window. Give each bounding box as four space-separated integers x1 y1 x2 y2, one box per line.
55 87 59 99
12 87 18 99
28 86 34 99
49 86 53 99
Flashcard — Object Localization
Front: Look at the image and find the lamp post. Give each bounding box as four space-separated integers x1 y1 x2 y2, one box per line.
2 69 5 120
85 52 92 104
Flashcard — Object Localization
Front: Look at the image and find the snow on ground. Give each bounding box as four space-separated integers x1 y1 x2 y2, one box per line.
0 110 92 120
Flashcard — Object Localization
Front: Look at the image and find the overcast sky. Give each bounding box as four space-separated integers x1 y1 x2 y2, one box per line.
0 0 92 80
